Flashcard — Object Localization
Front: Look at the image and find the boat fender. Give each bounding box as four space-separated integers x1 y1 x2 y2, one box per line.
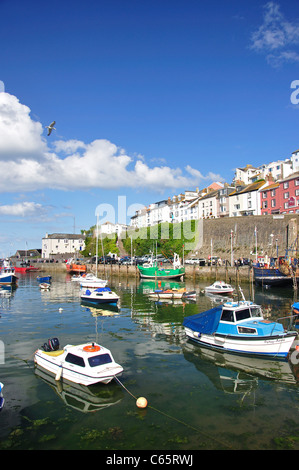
83 343 101 352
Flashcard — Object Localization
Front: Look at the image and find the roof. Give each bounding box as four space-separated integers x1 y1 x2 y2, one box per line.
279 171 299 182
229 180 266 196
44 233 85 240
199 189 219 201
260 182 280 192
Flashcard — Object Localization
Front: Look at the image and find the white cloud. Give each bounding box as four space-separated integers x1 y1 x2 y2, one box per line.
0 201 45 217
0 93 46 159
53 139 86 154
0 91 223 194
251 2 299 66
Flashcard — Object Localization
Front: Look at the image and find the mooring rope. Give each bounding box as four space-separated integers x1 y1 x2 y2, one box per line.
113 375 233 450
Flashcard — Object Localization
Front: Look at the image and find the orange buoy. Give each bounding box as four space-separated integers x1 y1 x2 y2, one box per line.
83 343 100 352
136 397 148 408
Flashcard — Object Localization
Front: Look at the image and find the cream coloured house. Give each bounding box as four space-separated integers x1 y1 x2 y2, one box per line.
42 233 85 259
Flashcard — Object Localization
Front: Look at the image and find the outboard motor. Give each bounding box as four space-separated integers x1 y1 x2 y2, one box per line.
42 337 60 352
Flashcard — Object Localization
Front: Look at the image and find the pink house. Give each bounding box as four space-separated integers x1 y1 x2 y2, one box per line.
278 172 299 214
260 172 299 215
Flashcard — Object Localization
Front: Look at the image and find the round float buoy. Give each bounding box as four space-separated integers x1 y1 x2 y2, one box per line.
83 343 100 352
136 397 148 408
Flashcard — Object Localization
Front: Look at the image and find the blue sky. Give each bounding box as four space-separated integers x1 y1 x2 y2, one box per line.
0 0 299 256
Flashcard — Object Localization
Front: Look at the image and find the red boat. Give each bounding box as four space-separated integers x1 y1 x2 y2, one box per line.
66 259 86 274
14 262 40 273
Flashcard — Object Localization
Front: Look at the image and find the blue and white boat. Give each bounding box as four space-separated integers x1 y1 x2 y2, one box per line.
0 382 4 410
0 260 18 285
183 299 297 359
80 287 119 305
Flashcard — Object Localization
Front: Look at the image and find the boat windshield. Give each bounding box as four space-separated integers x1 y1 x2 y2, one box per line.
88 353 113 367
250 306 262 318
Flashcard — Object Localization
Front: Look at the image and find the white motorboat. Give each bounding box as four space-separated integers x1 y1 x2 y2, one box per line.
34 338 123 386
80 287 119 305
204 281 234 295
183 299 297 359
80 273 108 288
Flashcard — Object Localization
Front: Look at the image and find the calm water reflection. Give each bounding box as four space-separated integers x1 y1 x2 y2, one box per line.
0 273 298 450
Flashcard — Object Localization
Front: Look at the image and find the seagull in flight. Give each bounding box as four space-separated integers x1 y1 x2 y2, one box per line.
45 121 56 136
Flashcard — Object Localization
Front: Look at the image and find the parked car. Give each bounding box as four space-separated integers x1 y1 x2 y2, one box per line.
207 256 220 266
120 257 131 264
185 258 206 266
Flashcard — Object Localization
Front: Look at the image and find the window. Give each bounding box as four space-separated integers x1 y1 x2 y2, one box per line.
262 201 268 208
296 179 299 186
221 309 234 322
238 326 257 335
65 353 85 367
284 182 289 189
235 308 251 321
88 353 112 367
284 192 289 199
262 192 267 198
271 189 276 196
271 199 276 207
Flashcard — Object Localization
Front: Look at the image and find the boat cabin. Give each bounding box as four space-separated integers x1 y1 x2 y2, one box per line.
217 301 284 337
64 350 113 369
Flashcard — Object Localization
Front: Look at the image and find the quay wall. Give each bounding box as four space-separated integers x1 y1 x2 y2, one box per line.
196 214 298 259
35 213 298 283
38 262 253 283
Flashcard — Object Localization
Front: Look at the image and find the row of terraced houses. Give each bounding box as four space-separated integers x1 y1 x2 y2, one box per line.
130 149 299 229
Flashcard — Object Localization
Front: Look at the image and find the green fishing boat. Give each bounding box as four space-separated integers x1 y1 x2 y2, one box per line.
138 253 185 280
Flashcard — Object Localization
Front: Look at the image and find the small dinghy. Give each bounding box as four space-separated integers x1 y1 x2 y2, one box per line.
80 287 119 305
39 282 51 290
34 338 123 386
148 287 196 300
0 382 4 410
37 275 52 283
204 281 234 295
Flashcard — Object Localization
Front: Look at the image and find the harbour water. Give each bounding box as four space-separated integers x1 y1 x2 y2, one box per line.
0 272 298 451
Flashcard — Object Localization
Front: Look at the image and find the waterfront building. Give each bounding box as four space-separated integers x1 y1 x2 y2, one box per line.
228 180 267 217
233 165 260 185
260 172 299 215
98 221 128 237
42 233 85 259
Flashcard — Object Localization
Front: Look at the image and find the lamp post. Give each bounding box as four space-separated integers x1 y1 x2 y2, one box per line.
230 230 234 266
254 226 257 263
270 233 274 257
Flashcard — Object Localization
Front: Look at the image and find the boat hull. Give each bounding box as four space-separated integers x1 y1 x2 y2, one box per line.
138 266 185 280
204 288 234 295
37 276 52 283
148 292 184 299
184 327 297 359
14 266 39 273
0 274 18 285
66 264 87 274
253 266 295 287
81 296 119 305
